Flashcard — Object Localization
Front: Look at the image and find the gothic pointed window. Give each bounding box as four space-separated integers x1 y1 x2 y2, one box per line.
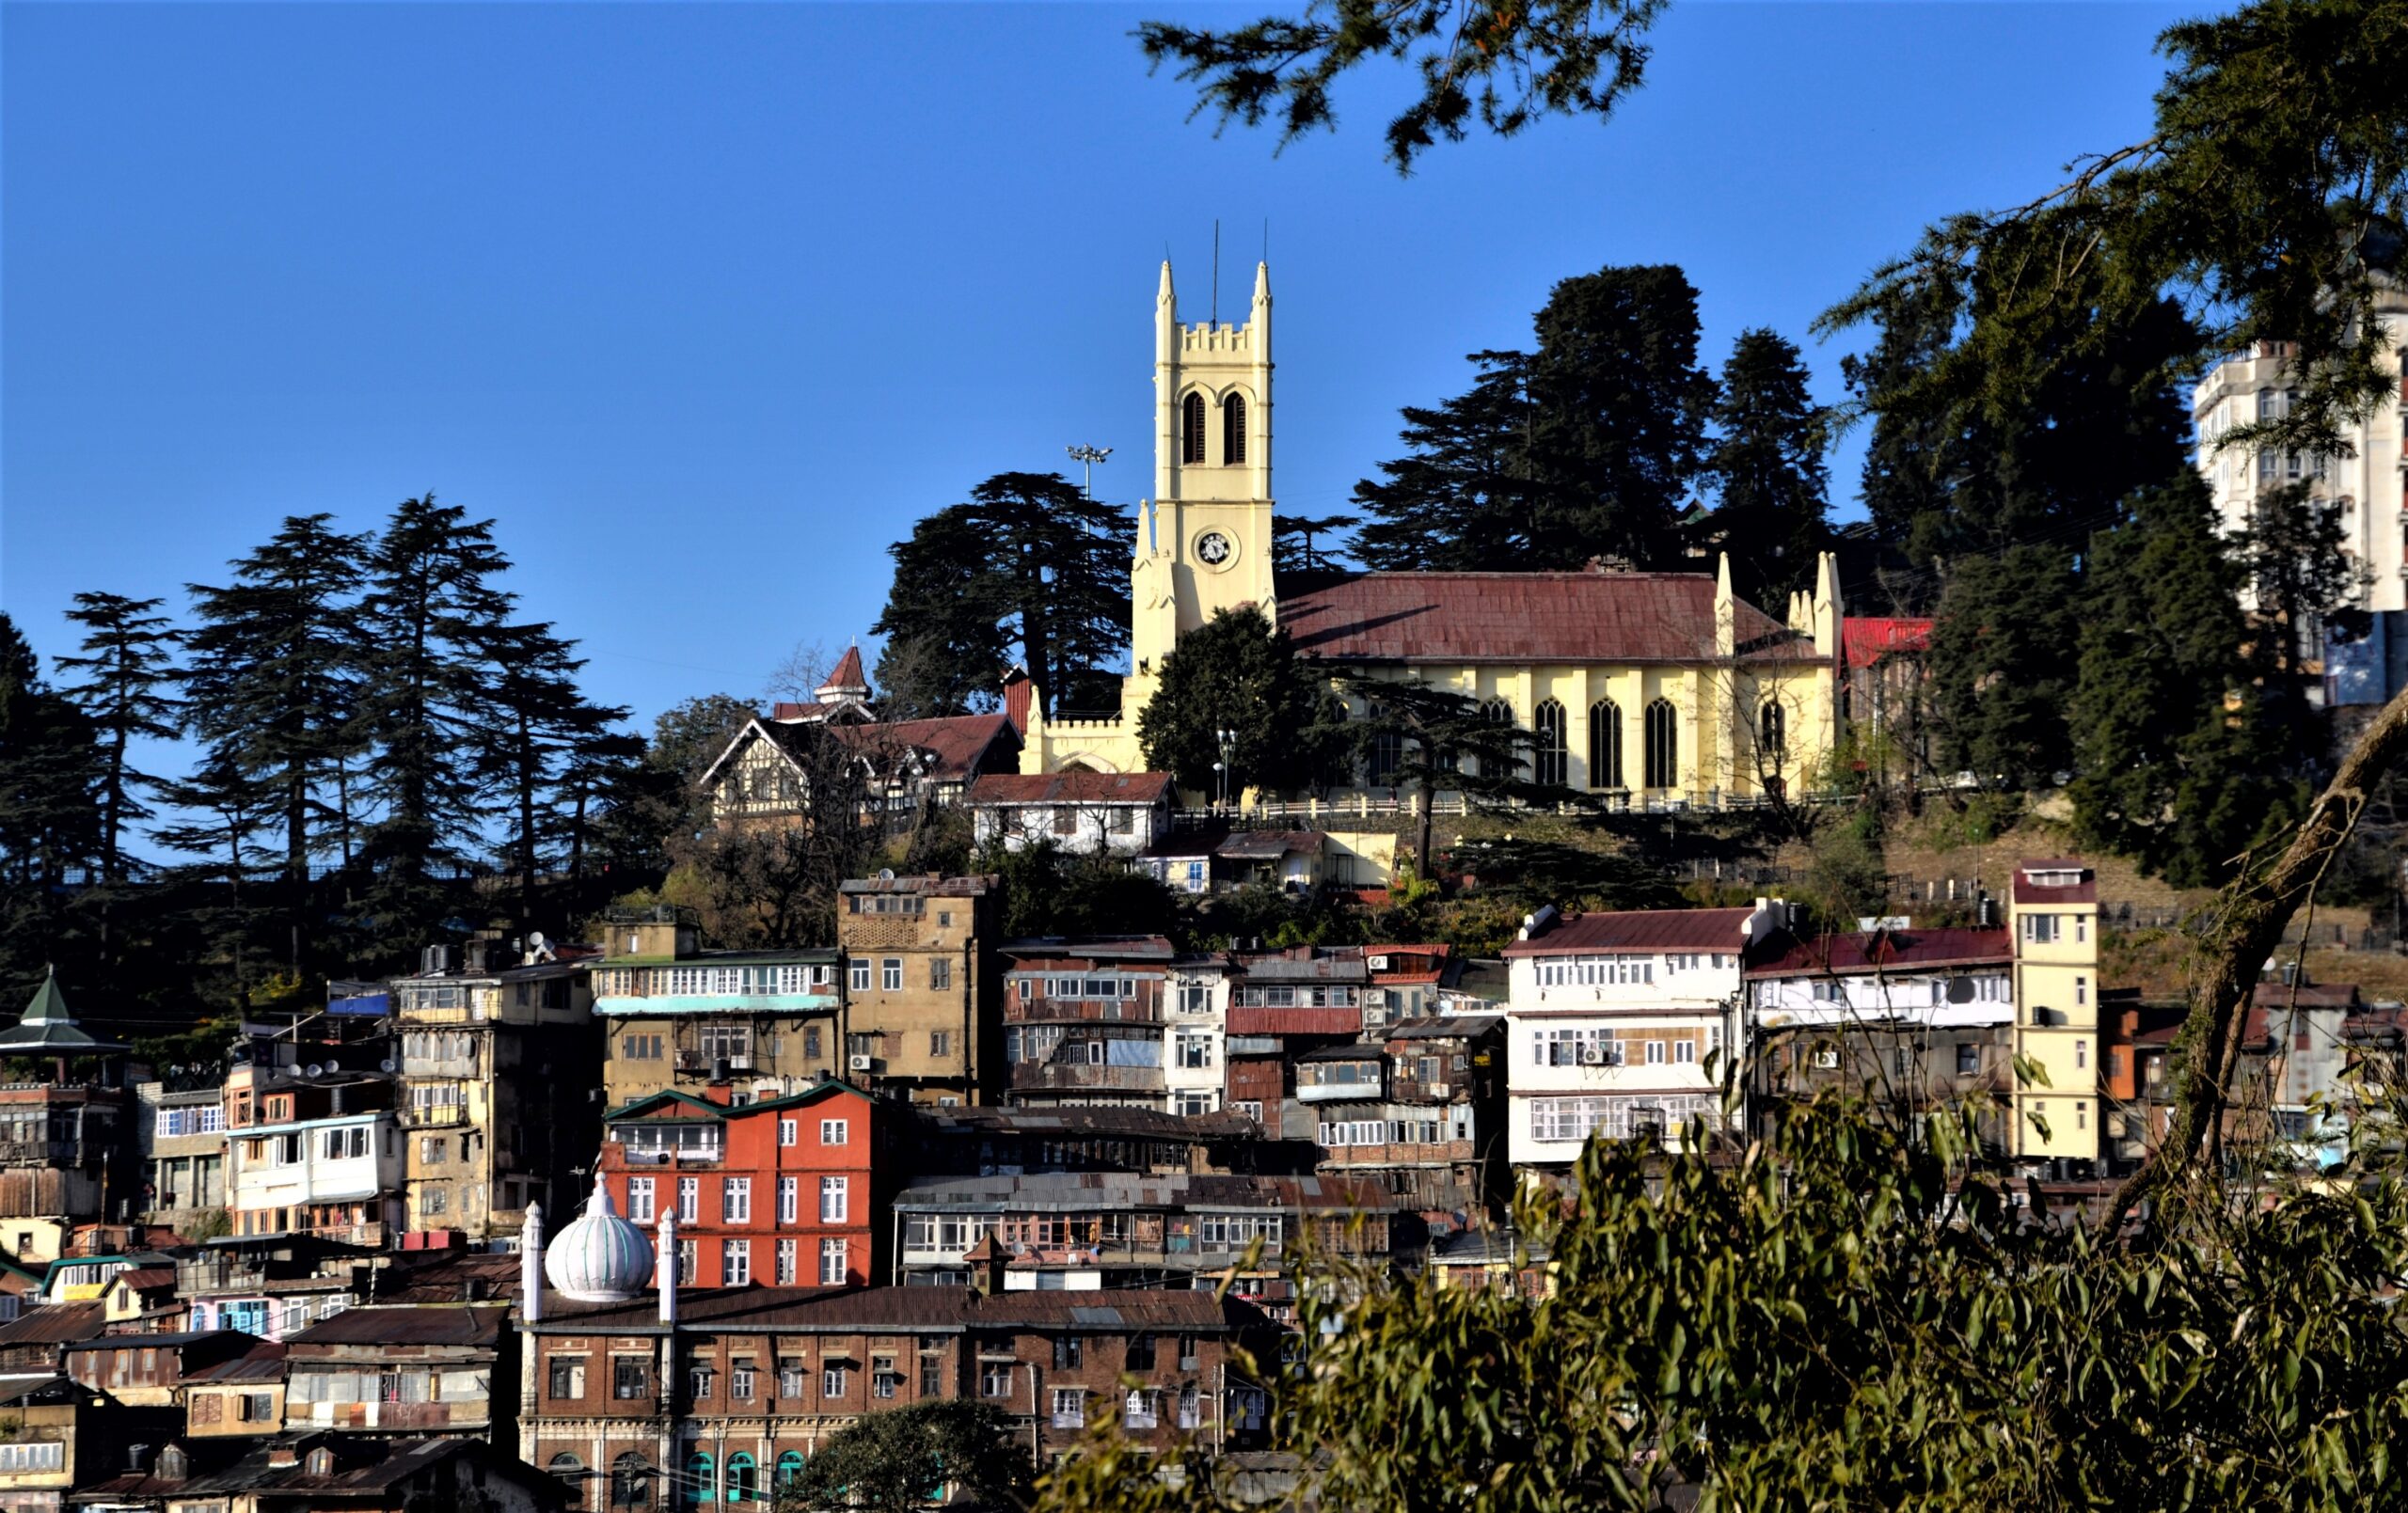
1590 700 1624 789
1478 698 1515 779
1758 701 1786 764
1223 392 1248 465
1533 700 1567 787
1644 699 1679 789
1182 393 1208 465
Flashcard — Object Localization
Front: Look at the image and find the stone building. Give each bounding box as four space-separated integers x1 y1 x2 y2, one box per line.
996 938 1177 1110
834 874 999 1107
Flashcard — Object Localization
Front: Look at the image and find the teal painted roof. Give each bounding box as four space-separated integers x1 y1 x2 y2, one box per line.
0 970 127 1055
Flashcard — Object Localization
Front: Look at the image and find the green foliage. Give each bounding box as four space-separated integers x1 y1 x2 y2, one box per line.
1925 544 2082 790
0 612 103 1003
1137 606 1339 796
1272 512 1358 578
1354 265 1715 574
1137 0 1667 173
2070 479 2304 885
1445 836 1677 914
1045 1090 2408 1511
1703 329 1830 605
781 1397 1033 1513
54 593 182 887
2241 481 2365 754
873 472 1134 720
983 840 1182 943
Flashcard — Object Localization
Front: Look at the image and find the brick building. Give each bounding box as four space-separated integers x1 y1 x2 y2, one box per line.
592 909 841 1111
596 1082 886 1290
997 938 1176 1110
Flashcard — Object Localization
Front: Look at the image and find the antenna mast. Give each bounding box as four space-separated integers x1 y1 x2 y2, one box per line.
1212 219 1220 326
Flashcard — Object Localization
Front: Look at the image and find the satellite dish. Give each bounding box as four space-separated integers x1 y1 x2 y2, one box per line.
378 1059 397 1075
304 1064 325 1078
879 868 895 882
1945 977 1976 1005
528 931 547 950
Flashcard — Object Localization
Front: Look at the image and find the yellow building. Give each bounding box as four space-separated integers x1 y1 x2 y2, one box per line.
2008 859 2102 1169
1022 260 1843 805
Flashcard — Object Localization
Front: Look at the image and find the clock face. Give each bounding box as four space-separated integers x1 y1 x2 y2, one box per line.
1196 530 1234 566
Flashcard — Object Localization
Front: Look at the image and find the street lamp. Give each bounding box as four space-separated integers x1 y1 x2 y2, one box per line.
1067 444 1113 498
1215 728 1237 810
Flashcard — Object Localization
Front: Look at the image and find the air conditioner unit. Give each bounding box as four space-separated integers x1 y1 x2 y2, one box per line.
1812 1050 1841 1069
1367 956 1391 972
848 1055 875 1074
1578 1045 1605 1066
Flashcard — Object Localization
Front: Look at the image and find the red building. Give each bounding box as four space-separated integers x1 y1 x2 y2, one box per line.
595 1080 887 1291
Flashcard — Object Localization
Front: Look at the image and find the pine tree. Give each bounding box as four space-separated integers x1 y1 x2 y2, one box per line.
1703 330 1830 605
150 751 277 1007
0 613 103 1001
2070 479 2301 885
183 514 371 965
1355 265 1716 572
1925 544 2082 790
1135 607 1339 796
1272 512 1359 577
1333 673 1543 871
480 618 635 932
2240 481 2364 764
1839 270 1966 579
872 472 1133 718
356 496 515 953
54 593 182 885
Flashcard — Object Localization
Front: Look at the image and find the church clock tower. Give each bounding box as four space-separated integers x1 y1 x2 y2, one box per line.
1131 260 1275 682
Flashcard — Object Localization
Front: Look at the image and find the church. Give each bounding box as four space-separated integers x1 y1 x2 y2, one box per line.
1022 260 1845 807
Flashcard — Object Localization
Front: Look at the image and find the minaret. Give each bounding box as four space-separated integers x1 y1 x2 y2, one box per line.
520 1202 544 1325
657 1211 678 1327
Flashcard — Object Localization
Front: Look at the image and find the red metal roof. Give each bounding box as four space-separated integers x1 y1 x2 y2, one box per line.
1505 906 1755 955
828 713 1018 783
2011 860 2098 905
1841 617 1933 670
1278 571 1814 665
819 644 867 692
968 770 1173 805
1746 927 2010 977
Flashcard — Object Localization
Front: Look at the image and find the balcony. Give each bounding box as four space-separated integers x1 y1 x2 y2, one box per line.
1005 998 1160 1026
403 1107 467 1128
1295 1077 1385 1105
1008 1064 1164 1095
615 1145 724 1167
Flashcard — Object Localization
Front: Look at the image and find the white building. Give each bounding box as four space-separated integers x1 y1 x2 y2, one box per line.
2193 292 2408 698
1162 955 1232 1118
966 771 1175 857
1502 901 1786 1169
1744 925 2013 1029
228 1095 404 1245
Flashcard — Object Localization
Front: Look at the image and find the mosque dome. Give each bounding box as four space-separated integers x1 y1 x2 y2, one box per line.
543 1182 656 1302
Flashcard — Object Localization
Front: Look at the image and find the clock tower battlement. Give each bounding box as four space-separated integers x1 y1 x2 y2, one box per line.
1134 259 1277 684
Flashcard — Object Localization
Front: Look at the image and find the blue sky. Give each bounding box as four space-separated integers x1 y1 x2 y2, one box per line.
5 1 2183 744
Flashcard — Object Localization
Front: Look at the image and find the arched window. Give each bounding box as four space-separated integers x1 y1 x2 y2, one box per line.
1533 700 1567 787
549 1455 586 1481
686 1453 713 1507
1589 700 1624 789
1643 699 1679 789
1223 392 1248 465
1182 392 1208 465
724 1454 756 1505
1758 701 1786 764
611 1454 651 1510
774 1453 806 1490
1478 698 1515 780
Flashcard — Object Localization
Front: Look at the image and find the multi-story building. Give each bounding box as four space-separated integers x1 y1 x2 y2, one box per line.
1743 923 2015 1149
0 973 134 1234
180 1233 375 1343
1162 955 1234 1118
0 1372 174 1513
1359 944 1460 1030
966 771 1175 856
890 1171 1415 1307
2008 859 2103 1174
224 1065 402 1246
281 1303 514 1443
1309 1014 1508 1215
136 1083 227 1233
393 939 599 1241
1225 950 1369 1138
1504 902 1786 1173
997 938 1175 1110
596 1080 885 1290
903 1104 1289 1182
835 874 998 1106
593 907 841 1110
73 1434 567 1513
516 1199 1275 1507
2193 296 2408 703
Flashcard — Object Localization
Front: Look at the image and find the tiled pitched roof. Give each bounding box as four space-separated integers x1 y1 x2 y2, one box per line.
968 771 1174 805
1841 617 1933 670
821 714 1021 783
1277 571 1814 665
1505 906 1755 955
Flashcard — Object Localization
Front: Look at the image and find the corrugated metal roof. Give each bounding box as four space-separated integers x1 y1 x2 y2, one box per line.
1217 831 1328 860
1745 927 2012 978
997 936 1177 962
1504 907 1755 955
1279 570 1814 665
1228 1006 1361 1036
0 1301 104 1347
969 771 1173 806
286 1303 506 1348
